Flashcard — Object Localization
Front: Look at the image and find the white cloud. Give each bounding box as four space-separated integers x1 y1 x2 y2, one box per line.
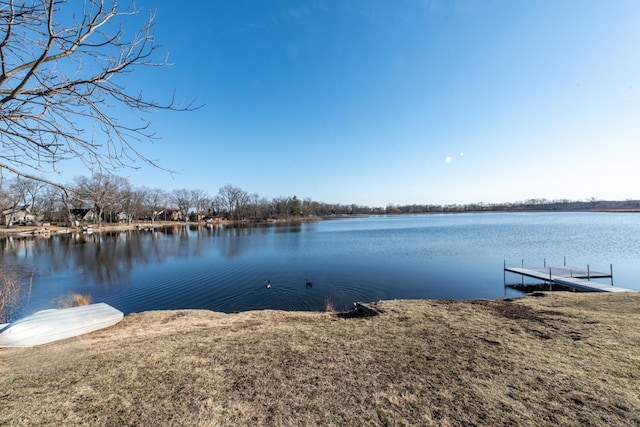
445 156 453 163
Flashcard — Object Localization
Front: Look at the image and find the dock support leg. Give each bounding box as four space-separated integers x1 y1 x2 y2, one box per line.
503 260 506 288
610 264 614 286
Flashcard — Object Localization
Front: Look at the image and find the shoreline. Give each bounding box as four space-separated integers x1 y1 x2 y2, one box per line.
0 217 323 237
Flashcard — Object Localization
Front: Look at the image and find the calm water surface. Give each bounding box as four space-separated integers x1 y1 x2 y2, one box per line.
2 212 640 316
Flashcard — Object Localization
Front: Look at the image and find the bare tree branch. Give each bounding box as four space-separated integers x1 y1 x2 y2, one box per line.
0 160 68 197
0 0 199 188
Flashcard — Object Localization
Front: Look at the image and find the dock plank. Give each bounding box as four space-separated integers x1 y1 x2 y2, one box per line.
504 267 635 293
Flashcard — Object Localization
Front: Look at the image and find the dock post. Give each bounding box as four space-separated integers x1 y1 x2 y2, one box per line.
521 259 524 285
544 258 546 268
549 268 553 291
610 264 614 286
503 260 506 287
564 256 566 266
587 264 590 281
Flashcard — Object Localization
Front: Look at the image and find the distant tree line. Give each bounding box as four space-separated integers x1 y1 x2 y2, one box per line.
0 174 362 226
383 197 640 214
1 173 639 227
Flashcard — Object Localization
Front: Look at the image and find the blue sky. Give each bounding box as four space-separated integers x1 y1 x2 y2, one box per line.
64 1 640 206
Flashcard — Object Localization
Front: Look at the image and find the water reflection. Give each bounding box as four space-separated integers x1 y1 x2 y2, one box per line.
0 223 312 308
2 213 640 316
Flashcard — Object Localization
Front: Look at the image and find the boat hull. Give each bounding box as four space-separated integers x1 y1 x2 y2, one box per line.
0 303 123 347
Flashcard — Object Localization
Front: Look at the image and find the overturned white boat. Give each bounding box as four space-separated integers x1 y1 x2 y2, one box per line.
0 303 123 347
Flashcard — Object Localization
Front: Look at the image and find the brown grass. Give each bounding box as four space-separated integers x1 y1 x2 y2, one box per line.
55 292 93 308
1 292 640 426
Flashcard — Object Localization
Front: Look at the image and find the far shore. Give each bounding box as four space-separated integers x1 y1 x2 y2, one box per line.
0 217 323 237
2 209 639 238
0 221 194 238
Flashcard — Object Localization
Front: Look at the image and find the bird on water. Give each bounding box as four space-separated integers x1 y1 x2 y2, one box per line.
265 280 271 289
305 279 313 288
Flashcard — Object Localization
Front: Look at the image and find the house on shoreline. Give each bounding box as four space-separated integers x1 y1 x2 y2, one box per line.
69 208 96 223
1 205 38 226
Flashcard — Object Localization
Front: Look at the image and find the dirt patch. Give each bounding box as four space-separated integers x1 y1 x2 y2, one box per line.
470 298 549 322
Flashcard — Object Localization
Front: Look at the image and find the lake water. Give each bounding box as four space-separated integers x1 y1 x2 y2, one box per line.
2 212 640 316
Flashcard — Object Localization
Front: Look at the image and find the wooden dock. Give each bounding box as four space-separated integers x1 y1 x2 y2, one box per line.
504 264 636 293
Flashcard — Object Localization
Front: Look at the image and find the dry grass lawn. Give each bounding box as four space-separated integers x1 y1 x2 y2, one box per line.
1 292 640 426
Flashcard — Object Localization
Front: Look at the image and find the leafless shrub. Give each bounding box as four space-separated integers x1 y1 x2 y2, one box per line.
324 297 336 313
0 267 24 323
55 293 93 308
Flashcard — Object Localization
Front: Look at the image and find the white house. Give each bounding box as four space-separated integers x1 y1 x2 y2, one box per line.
1 205 37 226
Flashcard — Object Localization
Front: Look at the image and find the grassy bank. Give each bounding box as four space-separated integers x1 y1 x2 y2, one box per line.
1 292 639 426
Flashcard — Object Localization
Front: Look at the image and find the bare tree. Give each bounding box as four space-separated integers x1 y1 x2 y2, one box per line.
0 172 8 207
144 187 167 224
58 186 80 225
38 185 64 222
302 197 315 217
0 0 196 186
190 189 209 222
215 184 250 221
117 181 146 225
73 173 125 227
246 193 269 221
9 177 47 213
3 178 22 209
170 188 192 223
272 196 292 219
